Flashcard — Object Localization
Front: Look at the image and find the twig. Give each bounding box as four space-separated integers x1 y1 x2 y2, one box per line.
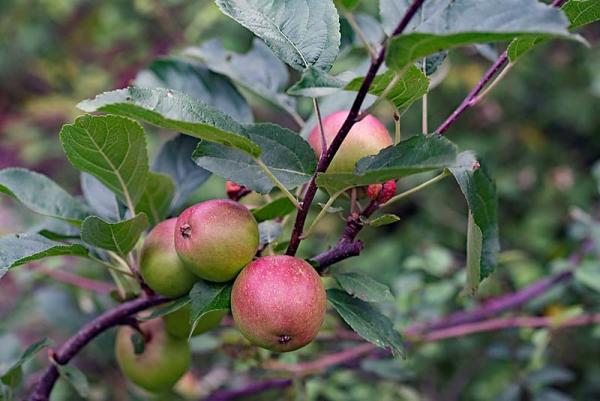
345 12 377 60
286 0 427 256
254 158 300 209
313 97 327 157
29 295 169 401
421 313 600 342
310 240 364 273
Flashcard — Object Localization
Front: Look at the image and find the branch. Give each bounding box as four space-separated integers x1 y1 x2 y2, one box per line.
422 313 600 342
310 240 364 273
435 0 567 135
286 0 427 256
29 295 170 401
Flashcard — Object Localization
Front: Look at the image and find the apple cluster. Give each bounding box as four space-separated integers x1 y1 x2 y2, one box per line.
115 111 393 392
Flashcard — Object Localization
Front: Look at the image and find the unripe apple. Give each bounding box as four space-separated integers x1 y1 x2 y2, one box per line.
163 305 227 339
140 218 199 297
115 320 190 393
308 110 392 173
231 255 326 352
175 199 259 282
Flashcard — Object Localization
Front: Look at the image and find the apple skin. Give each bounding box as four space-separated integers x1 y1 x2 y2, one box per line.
140 218 199 297
307 110 392 173
115 320 190 393
164 305 228 339
231 255 326 352
175 199 259 282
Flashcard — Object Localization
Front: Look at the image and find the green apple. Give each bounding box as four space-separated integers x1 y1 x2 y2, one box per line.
163 305 227 339
231 255 326 352
307 110 392 173
115 319 190 393
140 218 199 297
174 199 259 282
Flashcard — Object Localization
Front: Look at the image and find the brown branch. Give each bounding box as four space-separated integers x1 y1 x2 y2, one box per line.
286 0 427 256
29 295 169 401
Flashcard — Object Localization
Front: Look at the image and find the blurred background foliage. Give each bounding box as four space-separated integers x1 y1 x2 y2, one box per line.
1 1 600 400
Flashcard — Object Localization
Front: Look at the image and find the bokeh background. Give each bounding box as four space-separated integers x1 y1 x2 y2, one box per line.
1 1 600 400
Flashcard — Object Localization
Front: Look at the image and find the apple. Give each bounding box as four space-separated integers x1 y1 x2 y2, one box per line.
307 110 392 173
175 199 259 282
140 218 198 297
231 255 326 352
163 305 227 339
115 319 190 393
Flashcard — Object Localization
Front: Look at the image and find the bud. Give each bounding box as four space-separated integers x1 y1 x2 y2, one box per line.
226 180 250 201
366 183 383 200
366 180 396 203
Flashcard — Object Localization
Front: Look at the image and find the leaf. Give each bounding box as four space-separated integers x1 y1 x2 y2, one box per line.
80 173 120 222
362 214 401 227
449 152 499 280
379 0 448 36
465 212 482 295
60 114 149 208
0 168 88 223
252 197 296 223
258 221 283 247
0 235 87 281
193 123 317 193
80 214 149 255
333 272 394 303
507 36 549 62
384 0 575 71
135 172 175 227
1 338 50 388
346 65 429 114
189 281 232 339
185 39 297 117
215 0 341 72
316 134 458 193
134 57 253 123
78 87 260 157
336 0 360 11
56 365 89 398
574 261 600 293
140 297 191 321
152 135 212 212
563 0 600 29
327 289 404 357
287 67 345 97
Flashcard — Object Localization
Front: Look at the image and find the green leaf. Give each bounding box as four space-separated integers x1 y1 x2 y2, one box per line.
252 197 296 223
384 0 575 71
465 212 482 295
193 123 317 193
1 338 50 388
56 365 89 398
564 0 600 29
152 135 212 212
333 272 394 303
140 297 191 321
336 0 360 11
189 281 232 339
316 135 458 193
134 56 253 123
215 0 341 72
185 39 297 118
0 235 87 281
287 67 345 97
80 214 149 255
77 87 260 157
379 0 448 36
449 152 499 280
507 36 549 62
0 168 88 224
574 261 600 293
346 66 429 114
80 173 120 222
60 114 149 208
135 172 175 227
362 214 401 227
327 289 404 357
